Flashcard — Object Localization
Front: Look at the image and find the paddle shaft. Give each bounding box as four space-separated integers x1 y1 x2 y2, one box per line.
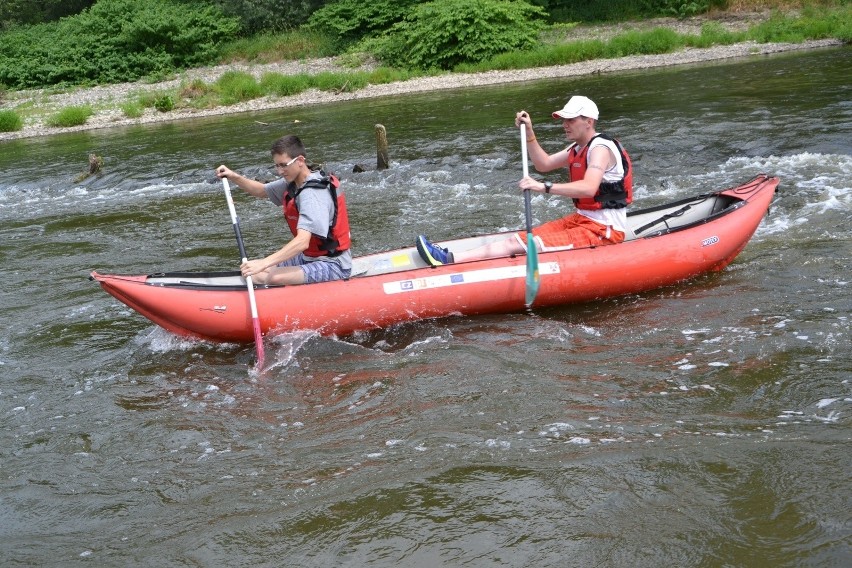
520 124 540 307
521 125 533 233
222 178 265 367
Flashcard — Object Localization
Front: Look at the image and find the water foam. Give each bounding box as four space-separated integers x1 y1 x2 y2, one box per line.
0 180 209 221
721 153 851 239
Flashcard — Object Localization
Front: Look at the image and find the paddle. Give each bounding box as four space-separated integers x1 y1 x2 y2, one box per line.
520 124 540 307
221 178 265 367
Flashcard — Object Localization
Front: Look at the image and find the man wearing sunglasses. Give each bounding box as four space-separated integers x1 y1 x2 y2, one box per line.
216 135 352 285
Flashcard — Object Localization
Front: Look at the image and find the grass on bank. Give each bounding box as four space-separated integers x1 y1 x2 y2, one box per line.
210 2 848 70
459 5 850 72
45 105 93 127
4 2 849 130
127 4 849 118
0 109 23 131
218 29 339 64
118 66 419 120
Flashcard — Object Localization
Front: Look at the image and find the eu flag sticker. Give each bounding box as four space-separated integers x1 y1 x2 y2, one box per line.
401 280 414 290
450 274 464 284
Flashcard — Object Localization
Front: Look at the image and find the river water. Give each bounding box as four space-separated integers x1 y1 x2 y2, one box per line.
1 46 850 567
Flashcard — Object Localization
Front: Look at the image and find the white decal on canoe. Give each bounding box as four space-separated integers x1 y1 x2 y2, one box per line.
200 305 228 313
383 262 560 295
701 236 720 247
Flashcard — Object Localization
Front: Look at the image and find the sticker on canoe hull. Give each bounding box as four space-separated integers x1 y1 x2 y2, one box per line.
701 236 720 247
391 253 413 267
383 262 560 295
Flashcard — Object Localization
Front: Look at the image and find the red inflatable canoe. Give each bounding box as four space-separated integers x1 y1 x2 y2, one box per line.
92 174 778 343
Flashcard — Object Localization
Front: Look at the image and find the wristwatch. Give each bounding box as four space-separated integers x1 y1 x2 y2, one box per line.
543 181 553 194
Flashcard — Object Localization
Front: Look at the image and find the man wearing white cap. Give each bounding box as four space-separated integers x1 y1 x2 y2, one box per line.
416 95 633 266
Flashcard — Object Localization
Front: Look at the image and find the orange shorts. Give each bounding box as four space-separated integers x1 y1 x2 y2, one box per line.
515 213 625 251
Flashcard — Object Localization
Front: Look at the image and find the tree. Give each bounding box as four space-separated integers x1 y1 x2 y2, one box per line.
0 0 96 28
184 0 332 35
373 0 547 70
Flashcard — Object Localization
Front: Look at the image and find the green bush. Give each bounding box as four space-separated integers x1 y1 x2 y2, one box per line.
138 90 172 109
548 0 726 23
305 0 419 49
0 109 23 131
0 0 94 29
373 0 548 70
46 105 93 127
199 0 327 35
0 0 240 89
153 94 175 112
661 0 711 18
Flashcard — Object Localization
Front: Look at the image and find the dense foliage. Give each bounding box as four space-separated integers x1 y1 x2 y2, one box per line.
0 0 328 35
305 0 420 49
0 0 240 89
0 0 95 29
370 0 548 70
539 0 728 22
0 0 846 93
184 0 329 35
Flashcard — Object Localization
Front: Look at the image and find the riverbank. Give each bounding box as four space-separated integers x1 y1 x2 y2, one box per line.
0 12 843 142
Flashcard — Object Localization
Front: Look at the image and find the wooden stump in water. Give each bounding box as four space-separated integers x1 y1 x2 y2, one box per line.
75 153 103 182
88 153 103 174
352 124 391 173
375 124 389 171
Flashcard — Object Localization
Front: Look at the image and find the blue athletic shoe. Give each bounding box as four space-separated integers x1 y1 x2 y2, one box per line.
416 235 452 266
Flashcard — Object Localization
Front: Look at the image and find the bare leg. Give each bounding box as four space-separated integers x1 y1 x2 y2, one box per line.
253 266 306 286
453 236 527 263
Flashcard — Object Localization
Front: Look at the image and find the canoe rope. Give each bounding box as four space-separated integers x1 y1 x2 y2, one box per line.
633 174 769 236
633 199 703 236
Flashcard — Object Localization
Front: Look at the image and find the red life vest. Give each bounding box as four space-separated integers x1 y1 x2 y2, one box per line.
568 133 633 210
283 172 351 257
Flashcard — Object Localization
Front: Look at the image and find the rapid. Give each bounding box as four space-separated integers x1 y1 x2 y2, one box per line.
1 46 849 567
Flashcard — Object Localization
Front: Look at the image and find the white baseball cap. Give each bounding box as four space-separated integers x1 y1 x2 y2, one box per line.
552 95 599 120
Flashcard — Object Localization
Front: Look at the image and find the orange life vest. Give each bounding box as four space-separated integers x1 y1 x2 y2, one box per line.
568 133 633 210
283 172 351 257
